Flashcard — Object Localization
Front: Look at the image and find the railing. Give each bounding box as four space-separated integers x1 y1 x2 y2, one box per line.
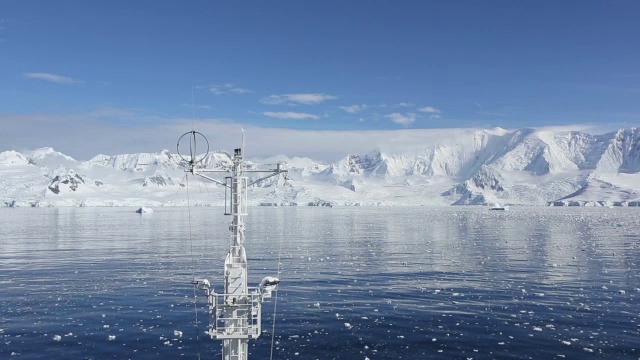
208 291 262 339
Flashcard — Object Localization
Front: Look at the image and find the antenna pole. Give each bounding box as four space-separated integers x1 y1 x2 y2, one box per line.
220 146 249 360
183 129 287 360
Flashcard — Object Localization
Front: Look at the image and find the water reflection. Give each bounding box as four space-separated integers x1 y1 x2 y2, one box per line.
0 206 638 359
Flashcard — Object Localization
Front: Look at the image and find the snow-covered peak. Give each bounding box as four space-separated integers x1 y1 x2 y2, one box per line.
0 150 32 166
26 147 78 170
27 147 76 161
82 150 185 171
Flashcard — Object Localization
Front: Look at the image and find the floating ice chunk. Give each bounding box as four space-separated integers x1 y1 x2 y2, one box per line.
562 340 571 345
344 323 352 329
313 302 320 308
108 335 116 341
618 290 625 295
533 327 543 331
173 330 183 337
53 335 62 341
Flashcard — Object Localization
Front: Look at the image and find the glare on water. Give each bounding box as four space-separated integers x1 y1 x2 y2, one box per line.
0 207 638 359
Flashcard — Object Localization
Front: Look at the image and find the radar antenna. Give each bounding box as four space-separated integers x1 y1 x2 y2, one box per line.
178 129 287 360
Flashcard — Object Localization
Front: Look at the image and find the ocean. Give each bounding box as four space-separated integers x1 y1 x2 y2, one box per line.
1 207 638 359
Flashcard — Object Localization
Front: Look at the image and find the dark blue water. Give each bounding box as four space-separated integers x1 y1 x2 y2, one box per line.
1 207 639 359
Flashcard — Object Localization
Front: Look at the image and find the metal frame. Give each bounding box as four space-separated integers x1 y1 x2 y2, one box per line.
186 135 287 360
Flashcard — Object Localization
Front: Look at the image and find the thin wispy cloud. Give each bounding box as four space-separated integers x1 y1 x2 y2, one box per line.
378 102 415 109
338 104 367 113
417 106 441 114
385 112 416 125
23 72 82 84
415 106 442 120
263 111 321 120
200 83 251 95
181 104 211 110
261 93 337 105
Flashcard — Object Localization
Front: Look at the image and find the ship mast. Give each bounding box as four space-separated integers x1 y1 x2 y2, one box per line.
178 130 285 360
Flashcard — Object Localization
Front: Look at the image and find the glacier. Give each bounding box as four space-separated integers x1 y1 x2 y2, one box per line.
1 127 639 207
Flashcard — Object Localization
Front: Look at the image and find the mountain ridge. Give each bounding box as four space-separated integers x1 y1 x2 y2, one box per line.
2 127 639 207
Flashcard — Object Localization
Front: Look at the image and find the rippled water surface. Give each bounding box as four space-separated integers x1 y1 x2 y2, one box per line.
1 207 639 359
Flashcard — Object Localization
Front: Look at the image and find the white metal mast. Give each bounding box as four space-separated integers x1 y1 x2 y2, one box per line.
178 130 286 360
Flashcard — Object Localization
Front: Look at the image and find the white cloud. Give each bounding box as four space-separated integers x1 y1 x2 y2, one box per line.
417 106 442 114
229 87 251 94
23 72 82 84
204 83 251 95
263 111 321 120
0 109 627 163
338 104 367 113
385 112 416 125
397 102 414 107
261 93 337 105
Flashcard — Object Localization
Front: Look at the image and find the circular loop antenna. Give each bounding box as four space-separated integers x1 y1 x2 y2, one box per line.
177 131 210 164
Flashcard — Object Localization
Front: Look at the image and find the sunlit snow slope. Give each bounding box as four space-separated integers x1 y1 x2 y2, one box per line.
2 127 639 207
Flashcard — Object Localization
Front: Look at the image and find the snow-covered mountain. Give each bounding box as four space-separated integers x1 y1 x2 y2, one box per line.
2 127 640 207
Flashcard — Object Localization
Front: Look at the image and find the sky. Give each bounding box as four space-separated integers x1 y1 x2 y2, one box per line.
1 1 639 161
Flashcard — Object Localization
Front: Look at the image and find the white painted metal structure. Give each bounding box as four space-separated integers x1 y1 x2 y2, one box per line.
179 131 285 360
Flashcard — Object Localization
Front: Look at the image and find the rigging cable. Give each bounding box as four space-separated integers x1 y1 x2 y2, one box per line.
269 229 284 360
186 172 202 360
188 86 202 360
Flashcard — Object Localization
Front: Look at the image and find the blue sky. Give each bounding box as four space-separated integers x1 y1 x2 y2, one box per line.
1 1 639 159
